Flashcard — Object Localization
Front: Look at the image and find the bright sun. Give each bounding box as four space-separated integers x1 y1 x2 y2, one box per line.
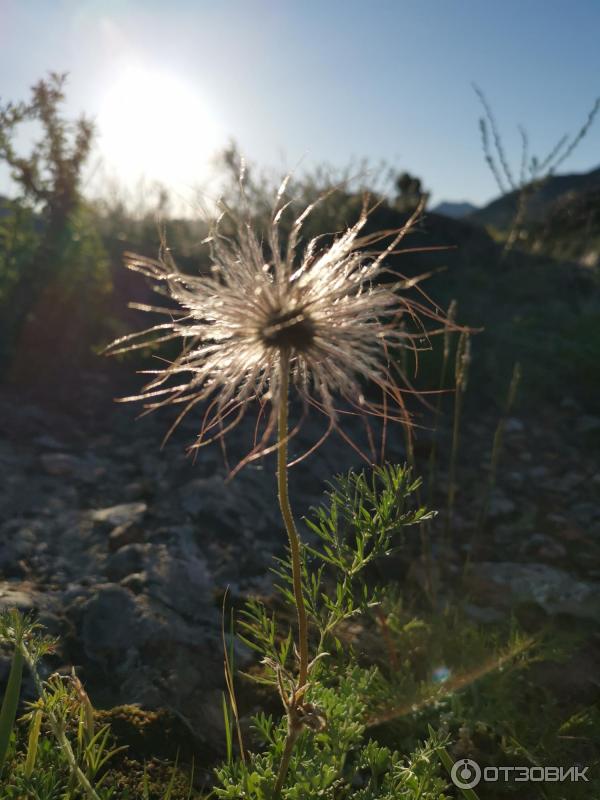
97 66 223 198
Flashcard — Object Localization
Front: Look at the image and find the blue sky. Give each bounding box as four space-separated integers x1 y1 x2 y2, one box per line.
1 0 599 210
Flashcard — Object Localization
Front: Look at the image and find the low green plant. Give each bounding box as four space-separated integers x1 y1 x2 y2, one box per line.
219 465 452 798
0 611 198 799
215 667 452 800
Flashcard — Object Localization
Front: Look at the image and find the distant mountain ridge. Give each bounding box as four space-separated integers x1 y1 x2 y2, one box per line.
431 200 478 219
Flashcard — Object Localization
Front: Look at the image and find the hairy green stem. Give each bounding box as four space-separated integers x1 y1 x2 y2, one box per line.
277 351 309 689
274 717 301 797
274 350 309 796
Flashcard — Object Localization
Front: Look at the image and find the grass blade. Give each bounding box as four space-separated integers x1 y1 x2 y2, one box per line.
433 733 481 800
24 708 43 778
0 638 25 772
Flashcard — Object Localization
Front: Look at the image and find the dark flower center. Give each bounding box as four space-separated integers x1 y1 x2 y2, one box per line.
261 308 316 351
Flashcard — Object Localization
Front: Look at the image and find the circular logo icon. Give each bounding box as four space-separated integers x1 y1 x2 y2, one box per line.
451 758 482 789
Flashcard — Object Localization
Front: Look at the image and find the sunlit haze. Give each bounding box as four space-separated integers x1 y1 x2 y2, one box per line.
97 65 223 191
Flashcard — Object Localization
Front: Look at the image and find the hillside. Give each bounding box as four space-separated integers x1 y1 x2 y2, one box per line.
468 165 600 230
529 186 600 265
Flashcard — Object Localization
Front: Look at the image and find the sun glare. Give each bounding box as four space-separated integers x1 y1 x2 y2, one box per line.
97 66 223 202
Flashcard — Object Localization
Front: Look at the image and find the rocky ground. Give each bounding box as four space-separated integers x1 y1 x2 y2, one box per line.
435 401 600 606
1 380 599 765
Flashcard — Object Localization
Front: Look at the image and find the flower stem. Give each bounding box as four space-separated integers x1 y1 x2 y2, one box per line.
274 717 301 797
277 351 309 690
274 350 309 796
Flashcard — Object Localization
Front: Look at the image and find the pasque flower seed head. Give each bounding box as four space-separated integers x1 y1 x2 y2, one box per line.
107 181 440 468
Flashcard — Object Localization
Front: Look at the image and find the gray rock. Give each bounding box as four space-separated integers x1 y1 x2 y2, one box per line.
89 502 147 527
504 417 525 434
547 512 567 527
13 525 37 558
80 584 145 660
537 540 567 561
557 472 585 493
507 470 525 487
577 415 600 434
487 491 516 519
529 465 549 481
474 562 600 620
40 452 84 477
40 452 106 483
561 396 580 411
521 534 567 562
571 502 600 524
121 480 150 501
106 543 150 581
108 521 146 552
120 572 147 594
0 581 39 612
178 474 277 539
179 476 226 518
34 434 67 451
145 547 214 621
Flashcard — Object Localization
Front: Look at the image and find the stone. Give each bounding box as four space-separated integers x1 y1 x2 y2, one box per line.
576 415 600 434
80 584 145 660
106 544 150 581
529 465 549 481
0 581 39 612
487 491 516 519
559 524 588 543
89 502 147 527
179 477 223 518
560 396 580 411
571 502 600 524
121 480 150 500
145 548 213 621
34 434 66 450
521 533 567 562
471 562 600 621
507 470 525 487
557 472 585 493
8 525 37 559
121 572 147 594
108 521 146 552
504 417 525 434
177 474 276 540
40 452 83 477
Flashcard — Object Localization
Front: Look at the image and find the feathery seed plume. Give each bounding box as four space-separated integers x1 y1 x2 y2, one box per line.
107 182 440 470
